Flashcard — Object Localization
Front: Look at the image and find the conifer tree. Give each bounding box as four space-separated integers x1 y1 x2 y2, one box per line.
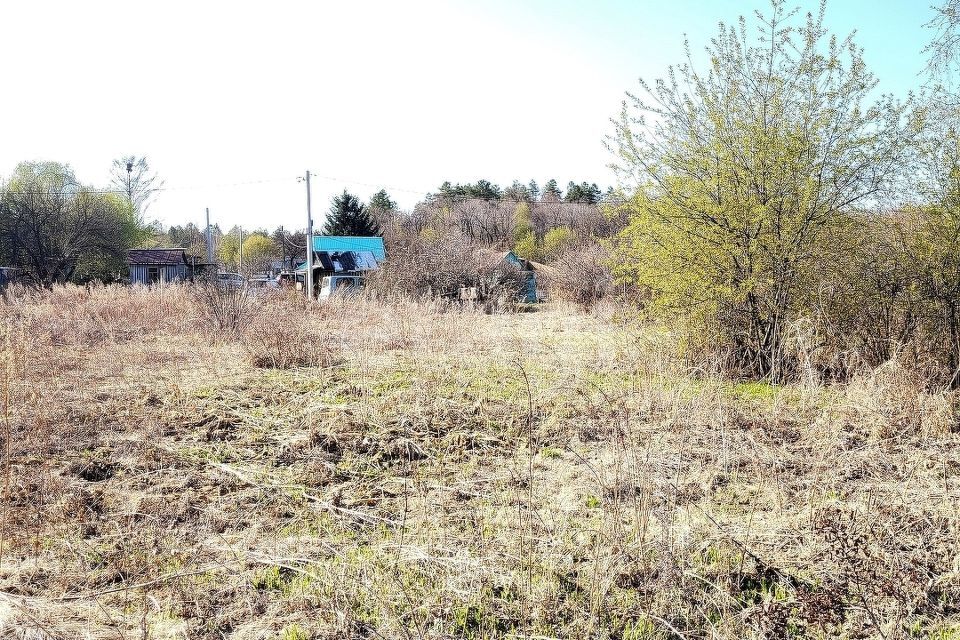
542 179 562 201
368 189 396 212
324 190 381 236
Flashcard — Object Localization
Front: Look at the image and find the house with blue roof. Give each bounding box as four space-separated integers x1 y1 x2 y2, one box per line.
312 236 385 261
293 236 385 293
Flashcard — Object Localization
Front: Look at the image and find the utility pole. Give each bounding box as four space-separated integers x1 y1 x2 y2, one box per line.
305 171 315 300
125 160 134 210
205 208 213 264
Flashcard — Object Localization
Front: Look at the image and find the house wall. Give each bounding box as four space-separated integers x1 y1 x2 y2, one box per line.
129 264 188 285
524 273 537 303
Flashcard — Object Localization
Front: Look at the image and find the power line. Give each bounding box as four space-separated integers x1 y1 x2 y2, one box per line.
0 176 298 197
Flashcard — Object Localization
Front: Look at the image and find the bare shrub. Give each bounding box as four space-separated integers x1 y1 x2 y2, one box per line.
193 276 256 336
839 357 959 438
369 232 527 310
243 292 341 368
542 241 613 309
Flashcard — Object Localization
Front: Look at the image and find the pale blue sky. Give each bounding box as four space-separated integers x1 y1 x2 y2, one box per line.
0 1 937 231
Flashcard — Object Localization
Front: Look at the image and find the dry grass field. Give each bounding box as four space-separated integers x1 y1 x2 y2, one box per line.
0 285 958 639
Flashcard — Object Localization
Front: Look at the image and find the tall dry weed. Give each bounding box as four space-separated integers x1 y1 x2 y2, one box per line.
839 357 959 439
243 291 341 369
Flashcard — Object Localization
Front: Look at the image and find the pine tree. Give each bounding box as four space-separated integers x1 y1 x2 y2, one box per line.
368 189 396 212
565 182 602 204
542 179 562 201
504 180 531 202
323 190 381 236
527 180 540 201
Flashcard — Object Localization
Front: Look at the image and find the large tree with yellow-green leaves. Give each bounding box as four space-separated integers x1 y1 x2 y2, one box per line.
609 0 917 380
0 162 148 286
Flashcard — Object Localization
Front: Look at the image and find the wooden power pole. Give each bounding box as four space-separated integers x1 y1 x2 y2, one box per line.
305 171 314 300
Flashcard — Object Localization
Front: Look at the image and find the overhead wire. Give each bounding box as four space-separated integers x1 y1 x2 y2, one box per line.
0 175 299 197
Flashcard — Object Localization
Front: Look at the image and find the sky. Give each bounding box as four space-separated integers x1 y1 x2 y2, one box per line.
0 0 937 232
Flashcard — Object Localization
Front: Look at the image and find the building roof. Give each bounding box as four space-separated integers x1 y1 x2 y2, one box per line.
127 248 189 265
475 249 527 270
296 250 379 273
312 236 385 261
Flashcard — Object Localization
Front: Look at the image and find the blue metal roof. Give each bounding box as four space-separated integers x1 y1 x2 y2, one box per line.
296 250 379 273
312 236 385 261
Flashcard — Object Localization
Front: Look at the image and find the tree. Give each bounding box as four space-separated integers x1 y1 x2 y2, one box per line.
527 180 541 202
167 222 207 256
272 227 306 269
542 227 577 261
324 190 381 236
110 156 163 219
241 234 278 276
542 179 562 201
564 181 602 204
513 202 534 240
503 180 531 202
925 0 960 83
468 180 502 200
218 231 241 268
368 190 398 242
0 162 146 285
901 109 960 385
610 0 914 380
369 189 397 212
512 202 543 261
433 180 503 201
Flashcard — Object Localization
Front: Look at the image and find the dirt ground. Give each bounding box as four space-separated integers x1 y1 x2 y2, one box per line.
0 285 958 639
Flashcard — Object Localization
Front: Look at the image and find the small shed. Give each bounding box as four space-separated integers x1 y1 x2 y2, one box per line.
474 250 548 303
128 248 207 285
501 251 538 303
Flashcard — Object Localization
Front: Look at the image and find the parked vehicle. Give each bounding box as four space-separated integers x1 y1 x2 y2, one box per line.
318 275 363 300
248 276 279 289
247 275 280 297
216 272 246 289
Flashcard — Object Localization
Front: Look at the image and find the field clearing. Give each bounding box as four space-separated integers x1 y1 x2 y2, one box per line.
0 285 958 639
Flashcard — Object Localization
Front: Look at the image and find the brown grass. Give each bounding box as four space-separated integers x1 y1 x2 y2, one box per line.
0 284 957 639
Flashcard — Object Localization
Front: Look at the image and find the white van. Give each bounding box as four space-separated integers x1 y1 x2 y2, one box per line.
318 275 363 300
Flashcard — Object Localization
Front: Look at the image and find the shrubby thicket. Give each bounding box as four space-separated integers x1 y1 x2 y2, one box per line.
609 0 960 386
369 181 627 309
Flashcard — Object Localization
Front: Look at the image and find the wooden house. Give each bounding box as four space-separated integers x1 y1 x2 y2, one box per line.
127 248 211 285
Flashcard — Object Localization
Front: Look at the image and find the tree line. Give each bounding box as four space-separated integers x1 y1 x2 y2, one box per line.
430 179 609 205
158 178 617 278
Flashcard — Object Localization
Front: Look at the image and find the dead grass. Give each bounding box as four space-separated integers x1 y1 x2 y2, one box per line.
0 284 957 639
